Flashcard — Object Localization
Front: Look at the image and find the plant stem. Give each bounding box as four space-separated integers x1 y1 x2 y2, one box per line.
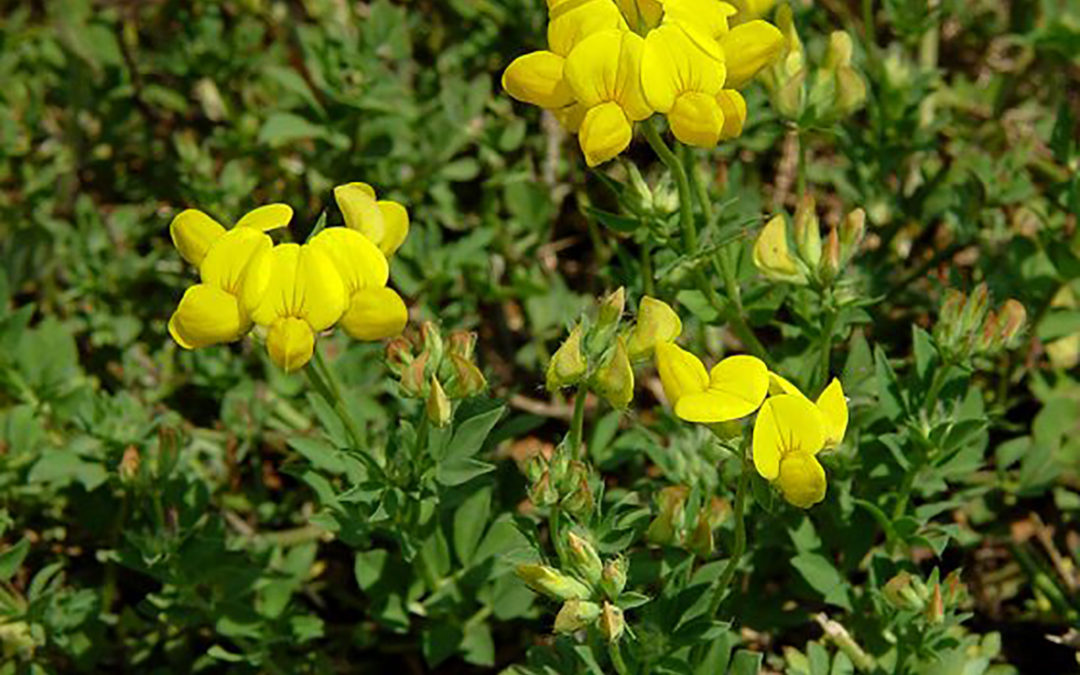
642 120 697 251
310 347 366 450
708 436 751 616
640 238 655 296
862 0 876 48
683 144 714 227
608 640 631 675
819 295 837 387
568 386 588 461
796 130 807 196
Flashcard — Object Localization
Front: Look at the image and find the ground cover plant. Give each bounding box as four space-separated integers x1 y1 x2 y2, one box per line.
1 0 1079 672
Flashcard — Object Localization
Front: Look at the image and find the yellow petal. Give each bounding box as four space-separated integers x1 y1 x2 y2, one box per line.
767 371 803 397
706 353 769 408
307 227 389 295
266 317 315 372
728 0 777 22
334 182 386 245
668 92 725 147
168 284 249 349
554 103 587 133
641 25 726 113
502 51 576 109
816 378 849 449
752 215 804 283
752 394 826 480
199 227 273 295
615 0 662 30
776 451 826 508
170 209 226 266
715 89 747 140
661 0 734 57
578 101 633 167
614 30 652 120
235 203 293 232
720 20 784 89
655 342 709 405
627 296 683 360
564 30 625 108
548 0 628 56
340 287 409 341
376 201 409 256
243 243 347 331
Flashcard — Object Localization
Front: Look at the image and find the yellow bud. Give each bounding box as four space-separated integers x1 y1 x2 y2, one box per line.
516 563 592 601
425 376 452 427
626 296 683 361
840 208 866 265
598 601 625 642
400 352 429 398
554 599 602 634
446 353 487 399
753 215 807 284
592 337 634 409
835 66 867 116
600 557 628 600
824 31 854 70
793 194 821 269
819 226 841 284
547 323 588 390
566 532 603 586
597 287 626 331
119 446 141 485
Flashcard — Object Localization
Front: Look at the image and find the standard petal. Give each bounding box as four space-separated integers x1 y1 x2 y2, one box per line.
614 31 652 120
752 215 804 282
776 451 826 508
340 287 409 341
168 284 249 349
642 25 726 113
199 227 273 295
767 371 803 397
655 342 708 405
502 51 576 109
578 101 633 167
627 296 683 361
376 201 409 256
707 354 769 413
266 317 315 372
756 394 826 462
565 30 624 107
243 243 347 331
334 182 386 244
720 20 784 89
295 244 349 331
751 395 783 480
668 92 726 147
816 378 849 448
661 0 734 59
235 203 293 232
308 227 389 295
170 209 226 266
715 89 747 140
548 0 627 57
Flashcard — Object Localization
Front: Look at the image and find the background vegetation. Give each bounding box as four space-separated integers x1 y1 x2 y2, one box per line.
0 0 1078 672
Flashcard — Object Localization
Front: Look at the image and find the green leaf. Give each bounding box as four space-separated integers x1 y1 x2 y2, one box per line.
453 486 491 566
461 621 495 667
729 649 763 675
442 405 505 463
0 538 29 582
207 645 246 663
287 437 346 474
585 206 640 233
912 325 937 388
437 457 496 486
422 623 463 668
354 549 389 592
791 553 852 610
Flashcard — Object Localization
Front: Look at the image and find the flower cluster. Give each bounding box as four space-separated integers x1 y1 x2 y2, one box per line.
753 196 866 286
647 298 848 508
168 183 409 372
502 0 784 166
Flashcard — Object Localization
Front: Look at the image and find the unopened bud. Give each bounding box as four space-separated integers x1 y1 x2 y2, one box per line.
425 376 452 427
626 296 683 361
525 454 547 483
839 208 865 265
793 195 821 269
516 563 592 601
998 299 1026 347
418 321 443 364
706 496 730 529
119 446 141 485
446 352 487 398
546 323 588 391
530 471 559 507
385 336 414 375
598 602 625 642
600 557 628 600
835 65 867 116
592 338 634 409
652 176 680 214
400 351 429 398
597 287 626 331
624 163 654 215
646 485 689 546
753 215 807 284
554 599 602 634
960 284 990 338
925 583 944 624
820 226 841 284
447 330 477 359
824 31 854 70
566 533 603 586
686 512 715 557
943 569 964 606
562 474 595 521
882 572 918 610
934 290 965 353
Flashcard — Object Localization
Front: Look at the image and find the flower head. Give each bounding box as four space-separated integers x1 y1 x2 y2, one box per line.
753 394 827 508
656 344 768 422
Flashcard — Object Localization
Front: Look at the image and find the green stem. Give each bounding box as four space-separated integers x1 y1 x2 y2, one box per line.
568 386 588 460
923 362 952 415
862 0 876 49
708 437 751 616
310 347 365 450
608 640 631 675
641 120 697 252
640 238 655 296
819 297 837 388
796 129 807 196
716 253 770 362
683 144 714 227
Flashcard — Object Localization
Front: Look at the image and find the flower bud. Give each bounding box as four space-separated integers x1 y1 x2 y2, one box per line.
546 323 588 391
819 226 841 284
934 289 965 354
447 330 477 360
400 351 429 398
530 471 559 507
516 564 592 601
753 215 807 284
925 583 944 624
598 602 625 642
626 296 683 361
385 336 414 375
566 532 603 586
446 352 487 398
823 31 854 70
425 376 452 427
597 287 626 332
997 299 1027 347
839 208 865 265
652 176 680 215
592 338 634 409
793 195 821 269
959 284 990 339
562 474 595 521
706 496 730 529
686 511 715 558
600 556 628 601
624 163 654 215
525 454 547 483
834 65 867 117
418 321 444 365
646 485 689 547
119 446 141 485
554 599 602 634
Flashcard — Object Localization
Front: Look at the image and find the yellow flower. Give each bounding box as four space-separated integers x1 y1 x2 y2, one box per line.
626 296 683 361
767 373 848 448
615 0 663 31
333 182 409 257
564 29 653 166
167 205 291 350
655 344 768 422
241 241 349 372
719 20 785 89
728 0 778 22
752 214 807 284
641 25 729 147
752 394 827 508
